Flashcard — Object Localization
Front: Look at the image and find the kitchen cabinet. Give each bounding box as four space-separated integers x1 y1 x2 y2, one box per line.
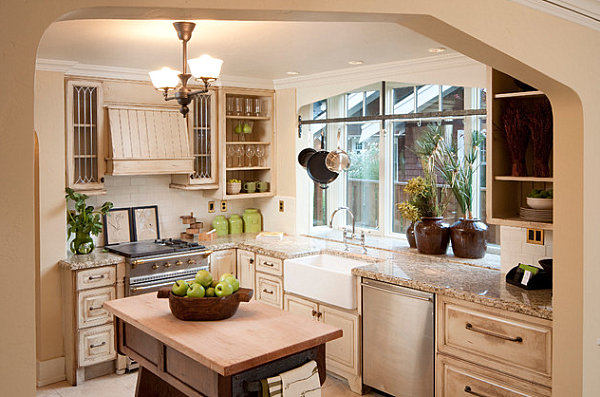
65 79 106 195
60 262 126 385
284 294 361 393
486 67 553 230
436 295 552 395
171 89 219 190
256 271 283 309
236 249 255 291
218 87 276 199
209 249 236 280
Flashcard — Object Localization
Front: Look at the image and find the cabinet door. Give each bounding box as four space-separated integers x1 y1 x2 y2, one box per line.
77 286 115 329
66 80 105 194
255 272 283 309
236 249 255 291
284 294 318 320
320 304 359 375
210 249 236 280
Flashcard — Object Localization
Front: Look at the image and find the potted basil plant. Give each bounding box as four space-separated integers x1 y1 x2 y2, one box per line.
66 188 113 255
436 129 488 259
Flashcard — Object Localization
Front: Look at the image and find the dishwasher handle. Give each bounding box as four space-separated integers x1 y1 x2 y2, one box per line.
362 279 433 302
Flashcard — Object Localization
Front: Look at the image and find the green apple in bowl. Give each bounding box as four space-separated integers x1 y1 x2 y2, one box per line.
224 276 240 292
171 280 189 297
210 279 219 288
195 269 213 288
215 281 234 297
205 287 216 297
219 273 234 282
187 283 206 298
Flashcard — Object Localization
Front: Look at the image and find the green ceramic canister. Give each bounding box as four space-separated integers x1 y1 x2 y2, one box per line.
212 215 229 236
243 208 262 233
228 214 243 235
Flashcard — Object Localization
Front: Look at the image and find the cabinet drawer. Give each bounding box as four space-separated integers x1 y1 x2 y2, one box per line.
256 255 283 276
77 266 116 290
256 272 283 308
78 286 115 329
78 324 116 367
437 355 551 397
437 297 552 385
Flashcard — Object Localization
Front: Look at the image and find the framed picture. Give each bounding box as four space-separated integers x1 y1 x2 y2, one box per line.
132 205 160 241
103 208 133 246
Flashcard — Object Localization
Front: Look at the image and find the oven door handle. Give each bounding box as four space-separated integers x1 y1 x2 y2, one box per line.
130 250 212 266
130 280 192 293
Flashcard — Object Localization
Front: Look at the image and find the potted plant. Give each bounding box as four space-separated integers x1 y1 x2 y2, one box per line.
396 184 422 248
409 127 452 255
436 129 488 259
66 188 113 254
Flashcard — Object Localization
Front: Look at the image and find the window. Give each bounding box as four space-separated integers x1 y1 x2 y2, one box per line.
303 83 499 245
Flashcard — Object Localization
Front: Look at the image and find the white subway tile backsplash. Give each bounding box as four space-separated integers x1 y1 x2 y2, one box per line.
500 225 553 274
522 242 547 257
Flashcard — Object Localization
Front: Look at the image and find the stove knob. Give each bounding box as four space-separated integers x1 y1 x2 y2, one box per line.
164 263 172 268
188 259 196 265
175 261 183 266
152 264 159 270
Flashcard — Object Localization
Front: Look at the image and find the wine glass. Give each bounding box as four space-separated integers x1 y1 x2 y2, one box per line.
255 145 265 166
245 145 256 167
226 145 236 168
234 145 244 167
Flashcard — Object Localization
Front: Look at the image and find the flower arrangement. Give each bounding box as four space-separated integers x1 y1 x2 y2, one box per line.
66 188 113 254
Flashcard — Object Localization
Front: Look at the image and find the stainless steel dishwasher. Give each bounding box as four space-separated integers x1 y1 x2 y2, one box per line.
362 278 434 396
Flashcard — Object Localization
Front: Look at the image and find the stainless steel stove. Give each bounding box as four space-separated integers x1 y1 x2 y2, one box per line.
106 239 211 296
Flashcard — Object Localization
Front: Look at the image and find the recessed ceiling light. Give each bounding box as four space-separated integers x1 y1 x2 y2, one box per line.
286 71 300 75
348 60 364 65
428 47 447 53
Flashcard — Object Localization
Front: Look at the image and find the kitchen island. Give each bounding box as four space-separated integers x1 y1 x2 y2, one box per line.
104 293 342 397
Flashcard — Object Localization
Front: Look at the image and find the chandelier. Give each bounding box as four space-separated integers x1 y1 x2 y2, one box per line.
149 22 223 117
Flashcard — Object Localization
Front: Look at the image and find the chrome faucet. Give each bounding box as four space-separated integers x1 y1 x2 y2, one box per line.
329 206 366 253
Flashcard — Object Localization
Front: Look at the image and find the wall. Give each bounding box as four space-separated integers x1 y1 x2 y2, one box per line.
1 2 599 396
500 226 553 274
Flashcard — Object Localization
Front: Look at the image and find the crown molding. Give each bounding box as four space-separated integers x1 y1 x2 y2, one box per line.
273 53 480 90
509 0 600 30
36 58 274 88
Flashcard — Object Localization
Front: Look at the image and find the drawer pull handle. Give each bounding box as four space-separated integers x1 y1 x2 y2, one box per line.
311 309 317 317
465 323 523 343
249 259 254 264
88 275 105 280
316 312 322 319
90 341 106 349
89 305 104 311
262 261 275 267
464 386 490 397
262 288 274 295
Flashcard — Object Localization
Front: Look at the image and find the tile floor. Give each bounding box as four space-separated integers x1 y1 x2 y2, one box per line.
37 371 382 396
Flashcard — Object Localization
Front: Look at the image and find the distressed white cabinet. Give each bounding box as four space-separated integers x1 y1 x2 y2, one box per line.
210 249 237 280
60 262 126 385
65 79 106 194
253 254 284 309
284 294 361 393
236 249 255 291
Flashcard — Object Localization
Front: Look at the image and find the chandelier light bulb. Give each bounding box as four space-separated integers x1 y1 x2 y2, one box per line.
188 54 224 80
149 67 181 90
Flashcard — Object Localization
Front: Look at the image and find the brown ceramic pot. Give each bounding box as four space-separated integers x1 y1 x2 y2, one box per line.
406 222 417 248
450 218 488 259
414 217 450 255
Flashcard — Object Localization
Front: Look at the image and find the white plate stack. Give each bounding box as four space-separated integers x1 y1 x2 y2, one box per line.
520 207 553 223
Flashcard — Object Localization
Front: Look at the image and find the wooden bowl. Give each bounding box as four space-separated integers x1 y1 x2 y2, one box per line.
157 287 253 321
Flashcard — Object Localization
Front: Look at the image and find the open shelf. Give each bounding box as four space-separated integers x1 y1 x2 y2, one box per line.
494 176 553 182
494 90 544 99
226 141 271 145
226 115 270 121
226 166 271 171
224 192 275 200
488 217 553 230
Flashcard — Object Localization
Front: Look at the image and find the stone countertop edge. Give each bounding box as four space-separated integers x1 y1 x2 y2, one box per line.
59 249 125 270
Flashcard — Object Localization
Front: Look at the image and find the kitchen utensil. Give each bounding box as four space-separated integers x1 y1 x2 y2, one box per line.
306 132 338 189
212 215 229 236
157 287 253 321
326 129 351 172
243 208 262 233
228 214 243 235
298 148 316 168
243 181 256 193
257 181 269 192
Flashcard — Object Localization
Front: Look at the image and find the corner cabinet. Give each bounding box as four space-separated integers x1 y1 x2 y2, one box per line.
209 249 237 280
65 80 106 195
218 87 276 199
171 89 219 190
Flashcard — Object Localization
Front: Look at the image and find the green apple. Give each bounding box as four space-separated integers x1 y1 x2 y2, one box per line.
215 281 234 297
171 280 189 297
210 280 219 288
219 273 234 282
205 287 216 297
195 269 213 288
224 276 240 292
187 283 205 298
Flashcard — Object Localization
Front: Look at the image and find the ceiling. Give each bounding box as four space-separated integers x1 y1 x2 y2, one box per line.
37 20 454 80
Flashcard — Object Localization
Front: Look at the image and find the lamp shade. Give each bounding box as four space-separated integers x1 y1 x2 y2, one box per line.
149 67 181 90
188 55 223 80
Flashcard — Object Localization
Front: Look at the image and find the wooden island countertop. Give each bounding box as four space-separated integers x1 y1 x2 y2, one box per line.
104 293 342 377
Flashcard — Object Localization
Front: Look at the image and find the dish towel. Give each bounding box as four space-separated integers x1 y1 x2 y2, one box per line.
279 360 321 397
263 375 283 397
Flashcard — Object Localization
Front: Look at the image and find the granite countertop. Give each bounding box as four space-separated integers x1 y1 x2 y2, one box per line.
59 250 125 270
